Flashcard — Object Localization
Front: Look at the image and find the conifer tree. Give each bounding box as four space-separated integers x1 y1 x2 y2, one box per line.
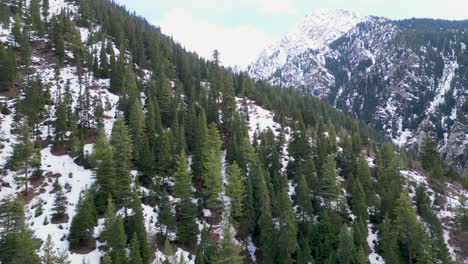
69 192 96 249
52 183 68 221
129 233 143 264
456 194 468 230
296 174 312 222
226 162 245 219
110 118 133 208
420 138 439 171
337 225 355 264
94 130 116 212
30 0 42 34
192 109 208 180
102 196 127 264
349 175 367 220
253 163 274 263
42 0 49 21
319 155 339 207
54 98 68 144
0 198 25 232
276 186 298 264
0 1 10 28
203 123 223 209
380 214 400 264
195 227 217 264
174 152 198 246
158 78 173 126
128 193 150 264
10 122 38 194
394 192 434 263
376 143 401 218
356 154 372 203
43 234 71 264
158 191 175 237
100 40 109 78
216 225 244 264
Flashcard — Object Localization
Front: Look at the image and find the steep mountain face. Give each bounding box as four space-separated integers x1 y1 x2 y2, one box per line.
249 12 468 172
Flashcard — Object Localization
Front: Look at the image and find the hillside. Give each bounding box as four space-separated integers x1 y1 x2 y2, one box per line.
0 1 467 264
248 10 468 174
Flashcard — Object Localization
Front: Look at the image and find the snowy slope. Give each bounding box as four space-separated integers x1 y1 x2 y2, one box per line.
249 9 365 82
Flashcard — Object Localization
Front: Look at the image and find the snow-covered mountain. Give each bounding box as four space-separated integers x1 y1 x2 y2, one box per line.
248 11 468 172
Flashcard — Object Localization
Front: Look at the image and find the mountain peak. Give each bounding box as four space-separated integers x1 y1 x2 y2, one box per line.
249 8 365 80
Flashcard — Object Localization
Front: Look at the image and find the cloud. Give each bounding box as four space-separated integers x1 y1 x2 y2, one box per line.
254 0 301 16
157 8 274 68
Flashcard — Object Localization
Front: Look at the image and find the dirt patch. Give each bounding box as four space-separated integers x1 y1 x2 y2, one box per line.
18 189 39 204
69 241 97 254
51 214 69 224
206 208 223 226
30 175 45 189
51 144 68 156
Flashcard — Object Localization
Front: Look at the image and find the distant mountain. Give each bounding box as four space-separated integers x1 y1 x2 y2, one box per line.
248 11 468 172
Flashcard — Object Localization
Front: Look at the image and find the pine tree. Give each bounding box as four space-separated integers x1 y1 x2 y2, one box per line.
110 118 133 208
175 153 198 246
103 197 127 264
8 228 41 264
356 154 372 203
68 192 96 249
337 225 355 264
42 0 49 21
128 99 147 169
226 162 245 219
195 227 217 264
158 78 173 126
253 163 274 263
349 175 367 220
0 198 25 232
43 234 65 264
129 233 143 264
296 174 312 222
54 98 68 144
29 0 42 34
0 1 10 28
10 122 37 194
276 186 297 264
319 155 339 207
175 151 192 200
203 123 223 209
128 193 150 264
192 109 208 181
52 183 68 221
100 40 109 78
158 191 175 237
456 194 468 230
380 214 400 264
376 143 401 218
94 130 116 212
216 225 244 264
420 138 439 171
394 192 434 263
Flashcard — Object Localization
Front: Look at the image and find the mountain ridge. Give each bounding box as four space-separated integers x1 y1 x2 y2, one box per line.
248 10 468 173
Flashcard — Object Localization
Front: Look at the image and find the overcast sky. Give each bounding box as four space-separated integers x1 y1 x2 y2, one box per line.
114 0 468 69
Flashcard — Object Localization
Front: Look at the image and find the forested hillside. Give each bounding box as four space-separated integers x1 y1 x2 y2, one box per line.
249 10 468 175
0 1 467 264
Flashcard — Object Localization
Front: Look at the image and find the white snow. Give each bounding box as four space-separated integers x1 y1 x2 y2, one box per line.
428 60 458 113
250 9 365 80
367 221 385 264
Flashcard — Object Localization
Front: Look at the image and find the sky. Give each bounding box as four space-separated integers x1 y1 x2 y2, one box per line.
114 0 468 69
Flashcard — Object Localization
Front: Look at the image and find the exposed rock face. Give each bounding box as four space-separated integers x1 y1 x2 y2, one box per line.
249 11 468 172
441 122 468 172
